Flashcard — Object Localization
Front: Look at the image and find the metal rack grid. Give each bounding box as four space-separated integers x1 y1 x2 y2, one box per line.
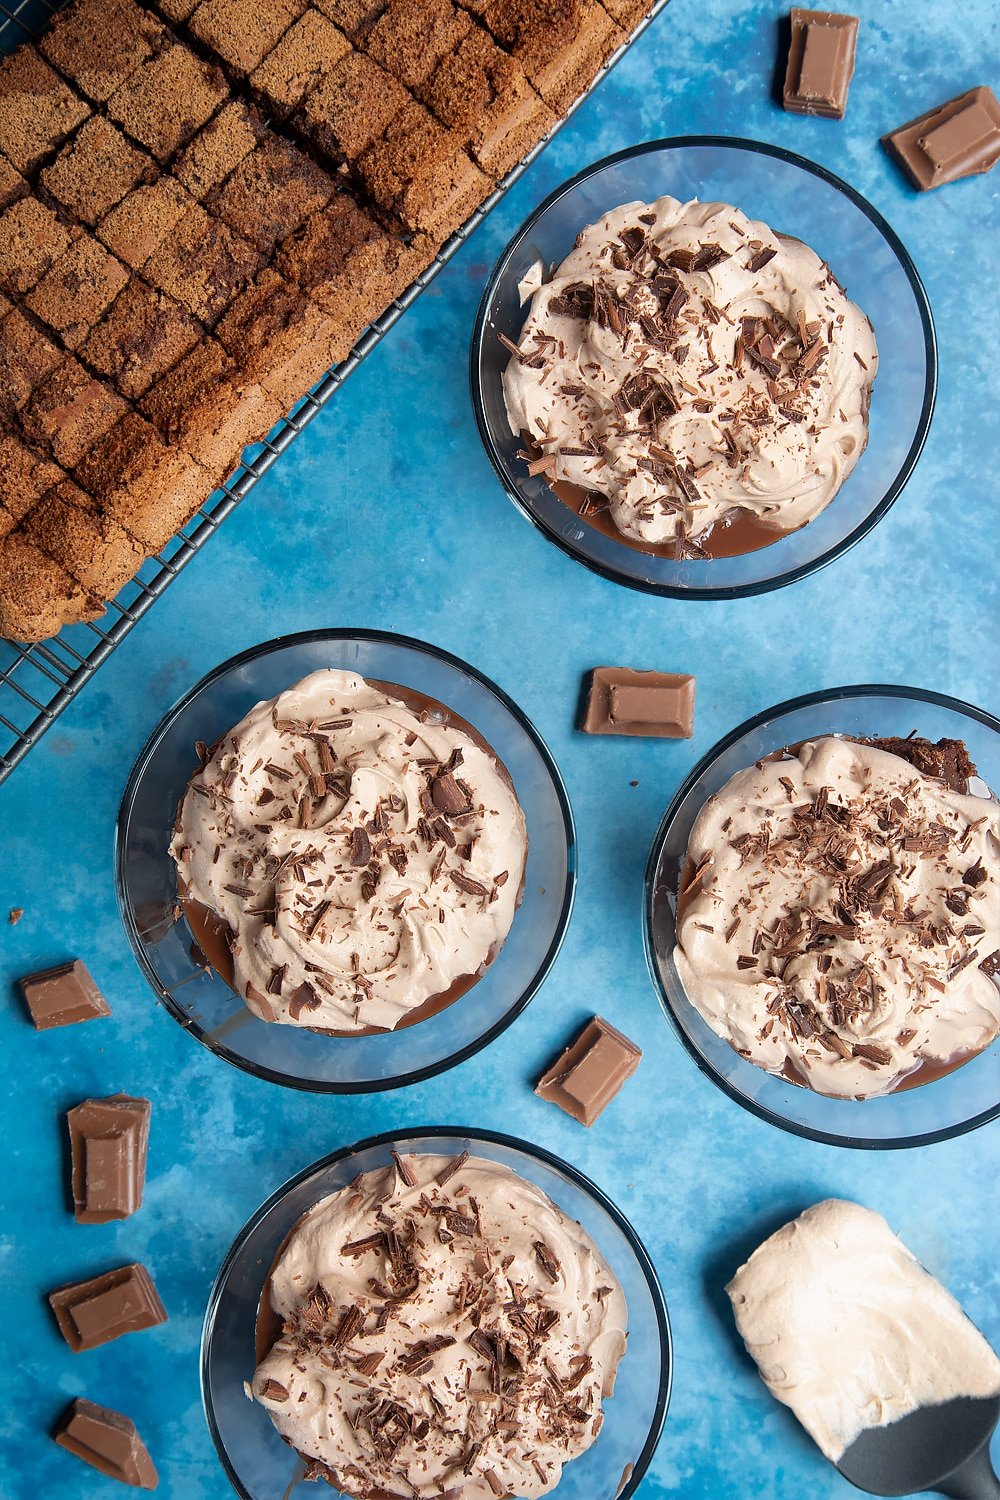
0 0 668 785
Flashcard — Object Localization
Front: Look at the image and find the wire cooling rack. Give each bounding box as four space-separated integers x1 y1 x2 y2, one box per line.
0 0 668 784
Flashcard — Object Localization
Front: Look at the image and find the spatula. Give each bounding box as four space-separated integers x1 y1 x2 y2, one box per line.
837 1393 1000 1498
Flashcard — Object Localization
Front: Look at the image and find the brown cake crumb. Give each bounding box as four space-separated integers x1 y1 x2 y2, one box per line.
139 339 281 474
0 46 91 174
74 409 213 551
96 177 192 270
358 100 490 236
8 908 23 924
0 310 63 413
189 0 307 76
26 236 129 350
365 0 473 90
106 41 228 163
208 133 335 255
173 102 267 200
81 280 203 400
420 28 555 176
294 52 408 163
312 0 388 41
0 199 79 296
41 117 155 226
19 479 145 596
216 268 342 404
144 203 262 324
249 11 351 118
20 357 129 469
40 0 170 104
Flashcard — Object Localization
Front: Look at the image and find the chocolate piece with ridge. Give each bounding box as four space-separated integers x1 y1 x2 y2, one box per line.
54 1397 158 1488
536 1016 641 1125
49 1263 167 1351
783 8 858 119
883 86 1000 190
68 1095 151 1223
581 666 695 739
18 959 111 1030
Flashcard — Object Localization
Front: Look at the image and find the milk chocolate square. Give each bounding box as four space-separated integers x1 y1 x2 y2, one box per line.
581 667 696 738
783 9 858 120
536 1016 641 1126
54 1398 158 1489
18 959 111 1030
883 86 1000 190
49 1263 167 1352
67 1094 151 1223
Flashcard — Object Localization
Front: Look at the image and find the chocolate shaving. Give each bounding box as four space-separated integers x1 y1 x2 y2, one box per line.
534 1240 561 1283
351 826 372 865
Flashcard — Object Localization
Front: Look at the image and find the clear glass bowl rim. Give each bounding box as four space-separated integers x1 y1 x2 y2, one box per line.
470 133 938 601
642 682 1000 1148
200 1124 673 1500
115 628 577 1093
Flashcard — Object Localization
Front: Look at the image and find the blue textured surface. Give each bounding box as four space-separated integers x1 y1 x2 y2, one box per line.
1 0 999 1494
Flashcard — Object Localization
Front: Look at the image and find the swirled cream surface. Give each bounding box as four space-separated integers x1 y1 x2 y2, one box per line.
252 1151 628 1498
673 736 1000 1097
170 670 527 1032
502 196 877 551
727 1199 1000 1461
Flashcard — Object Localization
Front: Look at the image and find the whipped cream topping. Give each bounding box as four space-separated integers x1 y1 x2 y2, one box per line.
502 196 877 551
674 735 1000 1098
170 670 528 1032
727 1199 1000 1461
253 1152 628 1498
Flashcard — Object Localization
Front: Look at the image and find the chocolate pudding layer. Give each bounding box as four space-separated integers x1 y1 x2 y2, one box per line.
170 670 528 1034
502 197 877 558
252 1151 628 1499
673 735 1000 1098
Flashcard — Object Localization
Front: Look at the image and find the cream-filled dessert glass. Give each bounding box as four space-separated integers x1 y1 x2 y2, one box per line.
644 686 1000 1147
473 138 935 598
117 632 575 1092
202 1129 671 1500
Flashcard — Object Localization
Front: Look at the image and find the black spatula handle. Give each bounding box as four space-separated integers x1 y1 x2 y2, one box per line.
937 1443 1000 1500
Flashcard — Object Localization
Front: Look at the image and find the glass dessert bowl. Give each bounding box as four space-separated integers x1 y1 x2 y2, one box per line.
116 631 575 1092
202 1128 671 1500
472 137 936 599
643 686 1000 1148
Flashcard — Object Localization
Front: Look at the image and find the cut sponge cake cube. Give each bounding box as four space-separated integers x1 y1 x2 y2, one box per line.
173 102 267 201
216 269 341 405
0 427 66 534
0 534 102 641
26 236 129 350
19 358 129 470
81 280 203 401
365 0 473 91
188 0 307 75
0 309 64 415
139 340 281 475
357 100 490 237
106 41 228 163
41 116 155 226
208 133 335 255
19 478 145 596
97 177 193 271
74 410 214 552
294 52 408 164
0 199 79 296
40 0 170 105
420 28 555 177
144 203 262 325
0 46 91 175
249 12 351 119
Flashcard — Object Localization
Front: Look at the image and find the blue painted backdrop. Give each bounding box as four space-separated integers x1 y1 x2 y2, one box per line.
1 0 998 1494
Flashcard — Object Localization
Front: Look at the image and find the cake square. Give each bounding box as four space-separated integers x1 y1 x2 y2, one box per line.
420 28 555 177
479 0 579 50
0 310 64 414
97 177 193 270
357 100 489 236
596 0 648 27
26 237 129 350
81 280 202 400
0 198 78 296
40 0 170 104
106 42 228 163
294 52 408 164
516 0 623 111
74 409 213 552
249 11 351 118
21 358 129 469
20 479 144 598
311 0 387 39
139 340 281 474
144 204 262 324
365 0 473 91
0 156 26 210
216 268 341 405
188 0 307 74
0 537 101 641
0 429 65 529
208 134 335 255
173 102 267 200
41 117 155 227
0 46 91 175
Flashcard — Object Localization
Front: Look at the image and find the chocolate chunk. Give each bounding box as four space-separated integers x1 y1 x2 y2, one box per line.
858 735 976 793
18 958 111 1030
783 9 858 119
67 1095 151 1224
49 1263 167 1352
536 1016 642 1126
883 86 1000 190
581 667 696 739
53 1397 157 1488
